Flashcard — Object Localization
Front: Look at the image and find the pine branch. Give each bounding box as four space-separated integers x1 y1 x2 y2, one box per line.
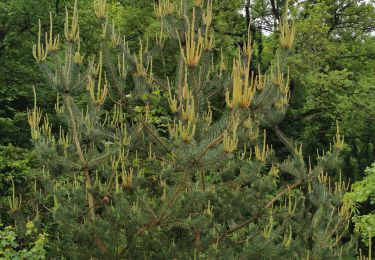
272 125 297 155
215 143 343 244
147 75 169 92
136 169 190 235
285 108 321 122
88 152 115 168
102 44 126 98
138 119 171 153
136 133 225 235
216 179 303 243
64 94 96 216
64 93 106 253
64 94 86 164
193 134 224 164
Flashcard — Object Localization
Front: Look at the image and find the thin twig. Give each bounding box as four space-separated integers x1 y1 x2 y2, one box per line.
272 125 297 155
136 169 190 235
138 119 171 153
193 134 224 164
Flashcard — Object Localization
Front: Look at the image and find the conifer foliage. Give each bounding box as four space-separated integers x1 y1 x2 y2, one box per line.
28 0 357 258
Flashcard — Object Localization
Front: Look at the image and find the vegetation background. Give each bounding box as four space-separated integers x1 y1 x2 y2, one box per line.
0 0 374 258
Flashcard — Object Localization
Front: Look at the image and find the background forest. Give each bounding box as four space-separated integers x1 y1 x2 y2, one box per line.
0 0 374 258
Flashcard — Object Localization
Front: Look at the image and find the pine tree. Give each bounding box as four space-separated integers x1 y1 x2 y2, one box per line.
27 0 357 258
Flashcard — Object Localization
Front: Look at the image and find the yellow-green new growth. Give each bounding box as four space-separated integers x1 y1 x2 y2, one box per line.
242 25 252 58
262 215 274 240
27 86 42 140
147 58 154 84
248 126 260 143
169 120 196 143
133 39 150 77
286 187 297 215
55 94 64 113
202 1 214 51
117 53 127 78
317 170 329 184
121 167 133 189
94 0 107 20
181 95 196 122
41 114 52 142
280 1 295 49
194 0 203 8
8 179 22 213
73 40 84 65
178 120 196 143
254 65 266 91
167 78 178 113
111 22 121 46
203 101 213 125
271 62 291 109
225 52 256 109
255 130 269 162
203 31 214 51
32 20 48 63
177 8 204 67
271 61 290 91
283 225 293 248
155 20 167 47
99 19 108 41
203 200 214 215
202 0 213 27
109 104 122 127
45 12 60 52
64 0 80 43
120 121 131 146
154 0 175 18
88 52 108 106
223 114 239 154
223 130 238 154
88 56 101 77
58 126 71 154
243 117 252 129
333 121 345 149
219 48 227 78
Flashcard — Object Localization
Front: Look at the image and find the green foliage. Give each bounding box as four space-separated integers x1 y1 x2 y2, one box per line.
0 0 65 147
0 222 48 259
281 0 375 179
0 0 158 146
344 163 375 245
17 0 359 258
0 145 37 219
247 0 375 180
0 145 50 247
0 145 34 182
0 0 373 258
